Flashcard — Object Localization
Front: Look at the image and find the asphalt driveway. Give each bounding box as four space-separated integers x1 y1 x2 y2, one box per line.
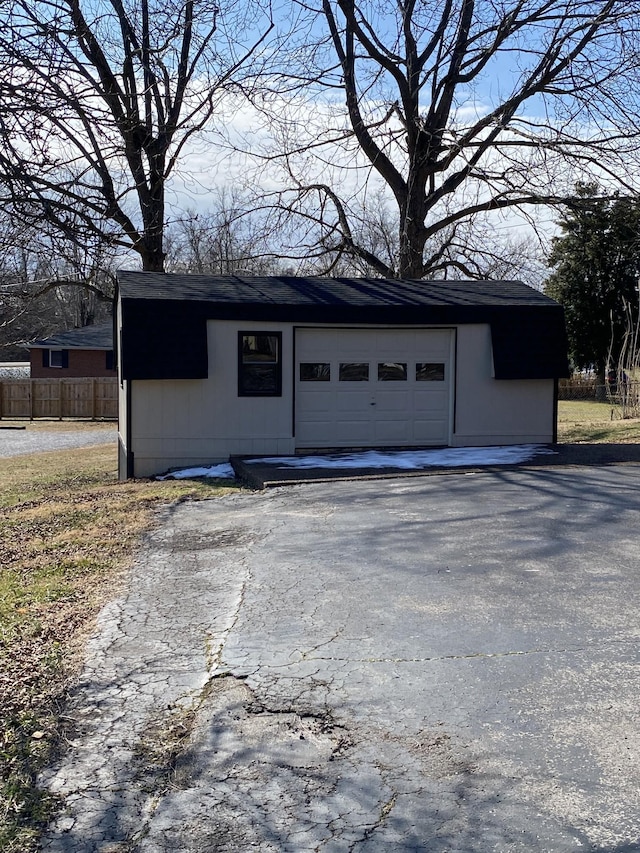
41 466 640 852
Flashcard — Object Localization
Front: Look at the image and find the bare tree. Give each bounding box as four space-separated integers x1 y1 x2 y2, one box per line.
288 188 547 284
0 0 275 271
0 209 117 359
609 294 640 417
165 189 284 274
250 0 640 279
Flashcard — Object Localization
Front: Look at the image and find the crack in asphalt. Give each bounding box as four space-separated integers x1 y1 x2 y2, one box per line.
304 646 590 663
206 555 252 674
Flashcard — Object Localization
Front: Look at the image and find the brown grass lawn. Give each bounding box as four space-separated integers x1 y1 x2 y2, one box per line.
0 439 235 852
557 400 640 443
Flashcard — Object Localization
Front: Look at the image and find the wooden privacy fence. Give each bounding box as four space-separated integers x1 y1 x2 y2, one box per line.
0 378 118 420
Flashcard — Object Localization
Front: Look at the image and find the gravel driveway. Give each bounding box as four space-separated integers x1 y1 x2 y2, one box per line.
40 465 640 852
0 423 116 457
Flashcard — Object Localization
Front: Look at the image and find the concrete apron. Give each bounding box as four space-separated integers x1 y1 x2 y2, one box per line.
231 443 640 488
40 466 640 852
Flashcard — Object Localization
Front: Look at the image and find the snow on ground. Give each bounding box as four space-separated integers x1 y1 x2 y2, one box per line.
157 445 556 480
157 463 236 480
249 445 556 470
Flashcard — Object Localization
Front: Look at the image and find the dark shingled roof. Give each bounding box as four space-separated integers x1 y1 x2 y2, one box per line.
116 271 569 382
29 322 113 350
117 270 556 309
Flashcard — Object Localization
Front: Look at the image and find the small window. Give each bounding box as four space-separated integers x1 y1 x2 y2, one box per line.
238 332 282 396
416 362 445 381
105 350 115 371
378 362 407 381
44 349 68 369
339 362 369 381
300 362 330 381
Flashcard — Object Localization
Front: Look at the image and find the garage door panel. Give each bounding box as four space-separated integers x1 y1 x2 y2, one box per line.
297 390 335 412
335 338 375 356
413 389 448 412
296 328 453 447
300 425 373 445
338 421 374 443
414 419 449 442
415 329 451 350
295 420 342 443
375 391 410 412
335 392 372 414
374 420 410 443
416 344 450 358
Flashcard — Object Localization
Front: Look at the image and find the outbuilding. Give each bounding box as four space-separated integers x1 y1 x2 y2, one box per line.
115 271 569 479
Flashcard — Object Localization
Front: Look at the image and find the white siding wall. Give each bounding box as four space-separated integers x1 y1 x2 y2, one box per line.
452 325 555 446
130 320 295 477
125 319 556 478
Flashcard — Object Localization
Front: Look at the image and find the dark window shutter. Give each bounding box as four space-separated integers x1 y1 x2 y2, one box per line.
42 350 48 367
61 350 69 368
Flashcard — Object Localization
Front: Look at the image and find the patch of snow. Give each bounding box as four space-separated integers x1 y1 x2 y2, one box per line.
157 462 235 480
155 445 557 480
247 445 556 470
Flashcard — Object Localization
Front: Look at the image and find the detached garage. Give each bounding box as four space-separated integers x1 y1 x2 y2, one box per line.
115 272 569 479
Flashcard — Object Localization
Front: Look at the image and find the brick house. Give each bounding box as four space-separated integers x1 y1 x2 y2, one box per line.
29 323 116 379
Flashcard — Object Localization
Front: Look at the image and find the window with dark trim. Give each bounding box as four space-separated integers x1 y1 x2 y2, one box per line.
106 350 115 371
44 349 68 369
416 362 445 381
300 362 330 381
238 332 282 396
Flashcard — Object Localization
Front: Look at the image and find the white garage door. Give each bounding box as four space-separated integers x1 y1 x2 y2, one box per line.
295 328 454 448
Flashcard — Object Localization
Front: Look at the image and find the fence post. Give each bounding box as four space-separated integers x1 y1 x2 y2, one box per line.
91 378 96 420
0 380 3 420
29 379 33 420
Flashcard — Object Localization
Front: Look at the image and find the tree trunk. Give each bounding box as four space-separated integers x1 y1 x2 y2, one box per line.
139 159 166 272
141 249 166 272
397 197 427 279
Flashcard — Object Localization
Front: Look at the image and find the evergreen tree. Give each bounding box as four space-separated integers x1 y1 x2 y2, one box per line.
545 185 640 378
